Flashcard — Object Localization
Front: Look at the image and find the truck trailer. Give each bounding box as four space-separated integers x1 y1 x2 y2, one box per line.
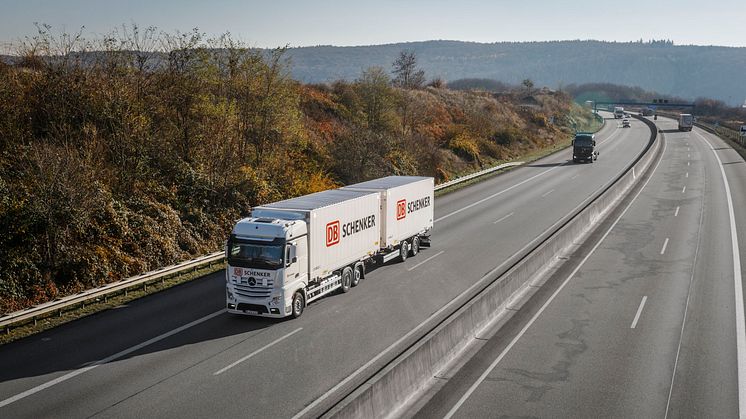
678 113 694 132
614 107 625 119
225 176 434 318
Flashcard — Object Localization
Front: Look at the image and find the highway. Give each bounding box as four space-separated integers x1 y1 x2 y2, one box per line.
414 118 746 418
0 116 653 418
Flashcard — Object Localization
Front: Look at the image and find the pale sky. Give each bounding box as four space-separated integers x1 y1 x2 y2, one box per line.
1 0 745 52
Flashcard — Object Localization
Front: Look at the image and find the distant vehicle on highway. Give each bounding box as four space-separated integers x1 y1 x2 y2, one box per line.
642 108 655 116
614 107 624 119
572 132 598 163
622 119 631 128
678 113 694 131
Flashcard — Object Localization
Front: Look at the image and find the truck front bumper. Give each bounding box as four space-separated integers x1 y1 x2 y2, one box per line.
226 286 292 318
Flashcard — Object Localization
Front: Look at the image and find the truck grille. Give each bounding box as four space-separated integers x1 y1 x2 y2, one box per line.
233 280 274 298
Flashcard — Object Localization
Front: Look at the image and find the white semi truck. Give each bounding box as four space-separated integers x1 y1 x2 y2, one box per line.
678 113 694 131
225 176 434 318
614 107 625 119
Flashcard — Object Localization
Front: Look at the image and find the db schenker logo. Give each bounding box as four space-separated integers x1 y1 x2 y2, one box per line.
326 221 340 247
396 199 407 220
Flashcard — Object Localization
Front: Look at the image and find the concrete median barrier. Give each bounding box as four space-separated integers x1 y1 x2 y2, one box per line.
322 115 661 419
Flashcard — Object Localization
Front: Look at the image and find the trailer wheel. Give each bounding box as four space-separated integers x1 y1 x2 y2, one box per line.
340 267 353 293
351 264 362 287
409 236 420 257
291 291 304 318
399 242 409 262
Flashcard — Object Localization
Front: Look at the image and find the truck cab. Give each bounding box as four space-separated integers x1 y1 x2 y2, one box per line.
226 217 308 318
572 132 598 163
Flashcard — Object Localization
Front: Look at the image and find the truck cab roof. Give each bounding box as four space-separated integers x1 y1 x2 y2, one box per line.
232 217 307 241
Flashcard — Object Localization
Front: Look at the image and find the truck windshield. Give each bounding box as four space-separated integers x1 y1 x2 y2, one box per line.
574 137 593 146
228 238 284 269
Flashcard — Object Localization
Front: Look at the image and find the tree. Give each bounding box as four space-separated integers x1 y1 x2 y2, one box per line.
392 50 425 90
522 78 535 95
356 66 397 132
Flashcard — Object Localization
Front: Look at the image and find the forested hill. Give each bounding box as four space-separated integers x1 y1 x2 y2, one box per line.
282 40 746 105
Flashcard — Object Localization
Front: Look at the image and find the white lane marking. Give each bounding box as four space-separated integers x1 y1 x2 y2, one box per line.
493 212 514 225
665 137 707 419
630 296 648 329
696 131 746 418
686 172 689 178
674 206 680 217
0 309 225 408
661 238 670 255
688 154 691 159
633 167 636 179
682 186 686 194
214 328 302 375
435 166 559 223
688 161 690 166
541 189 555 198
435 127 623 224
297 127 628 419
407 251 445 272
443 137 668 419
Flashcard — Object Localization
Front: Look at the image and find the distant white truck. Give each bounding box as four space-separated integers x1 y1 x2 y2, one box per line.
678 113 694 131
226 176 434 318
614 107 625 119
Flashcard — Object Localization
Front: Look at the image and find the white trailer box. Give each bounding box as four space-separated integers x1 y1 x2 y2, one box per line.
252 189 380 282
342 176 434 248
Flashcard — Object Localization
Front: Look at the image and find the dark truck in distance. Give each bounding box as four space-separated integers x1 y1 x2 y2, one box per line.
572 132 598 163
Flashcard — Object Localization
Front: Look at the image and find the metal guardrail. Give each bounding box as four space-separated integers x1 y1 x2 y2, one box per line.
434 161 523 191
0 251 224 330
1 160 529 332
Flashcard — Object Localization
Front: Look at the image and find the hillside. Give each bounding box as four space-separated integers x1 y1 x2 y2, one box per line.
0 30 591 314
281 40 746 105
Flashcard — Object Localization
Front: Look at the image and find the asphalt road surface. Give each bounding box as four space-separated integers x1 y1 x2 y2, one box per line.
415 118 746 418
0 116 653 418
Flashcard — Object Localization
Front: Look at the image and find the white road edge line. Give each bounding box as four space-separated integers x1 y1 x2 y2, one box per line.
674 206 680 217
0 309 225 408
661 238 670 255
630 296 648 329
493 212 515 225
435 126 623 224
442 137 667 419
695 131 746 419
214 328 303 375
541 189 555 198
633 167 636 179
407 251 445 272
294 126 627 419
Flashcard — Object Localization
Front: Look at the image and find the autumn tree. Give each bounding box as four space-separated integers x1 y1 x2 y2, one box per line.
356 66 398 132
392 50 425 89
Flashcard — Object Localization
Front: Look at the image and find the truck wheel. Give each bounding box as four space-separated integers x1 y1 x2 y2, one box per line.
409 236 420 257
340 267 352 293
292 291 304 318
351 264 362 287
399 242 409 262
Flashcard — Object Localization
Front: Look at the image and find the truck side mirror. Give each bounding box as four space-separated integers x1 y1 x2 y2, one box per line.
592 140 596 146
286 244 297 266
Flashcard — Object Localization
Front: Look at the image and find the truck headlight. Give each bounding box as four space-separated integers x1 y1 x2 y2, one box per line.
271 296 282 305
227 290 235 301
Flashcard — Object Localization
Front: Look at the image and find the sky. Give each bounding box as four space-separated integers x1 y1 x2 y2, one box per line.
1 0 745 52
